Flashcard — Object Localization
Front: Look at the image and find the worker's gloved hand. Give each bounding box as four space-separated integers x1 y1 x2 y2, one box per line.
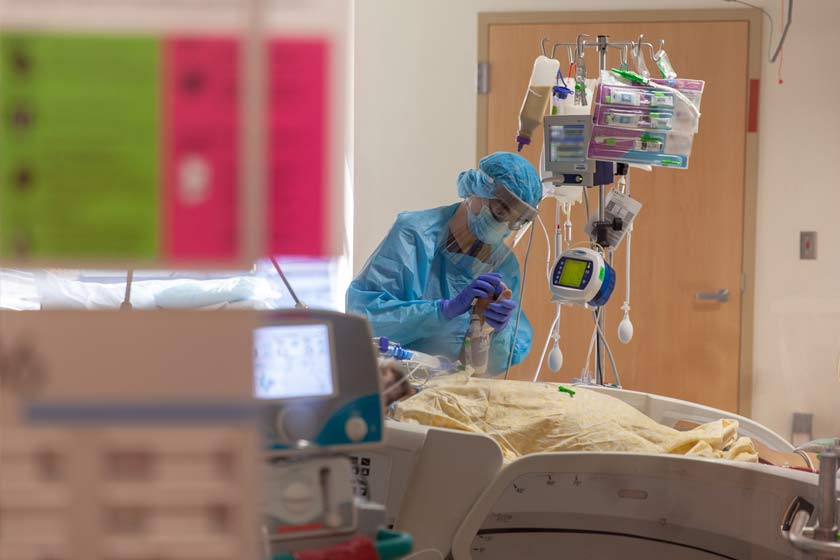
483 298 517 331
440 272 504 320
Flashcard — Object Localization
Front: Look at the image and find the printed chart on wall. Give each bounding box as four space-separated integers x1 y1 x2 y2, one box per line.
0 0 348 268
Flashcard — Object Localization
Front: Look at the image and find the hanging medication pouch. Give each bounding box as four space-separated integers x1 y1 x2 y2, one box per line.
596 106 673 131
587 126 692 169
598 85 674 109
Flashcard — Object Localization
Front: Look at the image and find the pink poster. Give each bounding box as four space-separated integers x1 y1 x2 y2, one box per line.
267 39 330 256
163 37 239 262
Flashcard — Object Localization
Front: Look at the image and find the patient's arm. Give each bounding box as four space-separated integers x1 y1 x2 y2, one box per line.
674 419 819 472
753 440 820 472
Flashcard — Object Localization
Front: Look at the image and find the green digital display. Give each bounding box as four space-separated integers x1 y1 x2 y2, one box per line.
558 258 588 288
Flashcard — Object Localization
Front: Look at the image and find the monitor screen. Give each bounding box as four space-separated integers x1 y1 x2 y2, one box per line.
558 258 588 289
549 124 587 163
253 323 336 400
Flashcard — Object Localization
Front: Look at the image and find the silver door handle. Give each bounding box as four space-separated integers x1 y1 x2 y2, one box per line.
695 289 729 303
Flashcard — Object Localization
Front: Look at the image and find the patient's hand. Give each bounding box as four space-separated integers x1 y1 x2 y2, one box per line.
379 360 417 407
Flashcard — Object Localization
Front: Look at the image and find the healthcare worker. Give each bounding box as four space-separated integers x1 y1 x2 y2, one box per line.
347 152 543 375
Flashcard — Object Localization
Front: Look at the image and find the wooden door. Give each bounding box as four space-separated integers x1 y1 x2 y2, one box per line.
485 21 749 412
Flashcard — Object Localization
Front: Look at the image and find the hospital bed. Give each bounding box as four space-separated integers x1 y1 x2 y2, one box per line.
353 385 836 559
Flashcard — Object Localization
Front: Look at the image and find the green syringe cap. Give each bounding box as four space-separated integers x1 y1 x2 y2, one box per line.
610 67 649 85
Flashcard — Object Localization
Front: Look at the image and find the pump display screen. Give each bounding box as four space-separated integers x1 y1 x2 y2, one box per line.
253 324 336 400
558 258 588 288
549 124 587 163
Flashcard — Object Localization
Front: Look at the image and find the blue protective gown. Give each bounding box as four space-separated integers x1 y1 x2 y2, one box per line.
346 203 532 374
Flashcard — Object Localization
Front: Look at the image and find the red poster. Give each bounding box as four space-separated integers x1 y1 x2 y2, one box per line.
267 39 330 256
163 37 239 261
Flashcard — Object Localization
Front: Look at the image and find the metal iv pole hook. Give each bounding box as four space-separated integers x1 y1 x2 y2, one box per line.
653 39 665 61
576 33 590 59
634 34 645 57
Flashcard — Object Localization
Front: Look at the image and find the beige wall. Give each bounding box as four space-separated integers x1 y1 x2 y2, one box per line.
354 0 840 439
750 0 840 440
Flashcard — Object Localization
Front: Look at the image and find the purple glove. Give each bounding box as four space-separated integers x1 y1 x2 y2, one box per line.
440 272 504 320
483 299 517 331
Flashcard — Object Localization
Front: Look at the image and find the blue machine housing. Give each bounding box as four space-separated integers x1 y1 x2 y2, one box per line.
589 261 616 307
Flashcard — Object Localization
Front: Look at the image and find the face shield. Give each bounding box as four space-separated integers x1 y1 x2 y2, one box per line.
468 181 539 242
486 182 539 231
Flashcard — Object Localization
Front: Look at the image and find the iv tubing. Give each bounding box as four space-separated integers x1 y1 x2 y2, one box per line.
624 173 632 306
534 198 566 383
583 318 598 381
537 215 552 283
554 202 564 346
624 233 632 305
649 81 700 121
504 220 535 379
592 309 622 386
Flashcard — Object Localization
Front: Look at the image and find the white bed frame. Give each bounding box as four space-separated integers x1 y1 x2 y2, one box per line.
352 386 831 559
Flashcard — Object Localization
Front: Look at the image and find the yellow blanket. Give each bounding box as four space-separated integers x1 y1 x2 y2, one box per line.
392 378 758 463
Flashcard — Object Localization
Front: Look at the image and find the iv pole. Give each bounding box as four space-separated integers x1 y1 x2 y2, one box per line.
547 33 652 385
595 35 608 386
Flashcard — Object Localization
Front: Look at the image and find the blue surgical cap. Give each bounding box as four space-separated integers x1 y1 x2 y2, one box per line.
457 151 543 208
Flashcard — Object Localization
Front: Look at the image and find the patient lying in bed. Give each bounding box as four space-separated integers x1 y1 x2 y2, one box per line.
381 368 821 472
388 377 760 463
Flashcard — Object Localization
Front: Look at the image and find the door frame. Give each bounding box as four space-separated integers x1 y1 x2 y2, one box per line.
477 9 763 416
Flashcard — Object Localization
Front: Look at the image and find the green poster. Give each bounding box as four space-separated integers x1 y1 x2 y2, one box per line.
0 33 159 261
